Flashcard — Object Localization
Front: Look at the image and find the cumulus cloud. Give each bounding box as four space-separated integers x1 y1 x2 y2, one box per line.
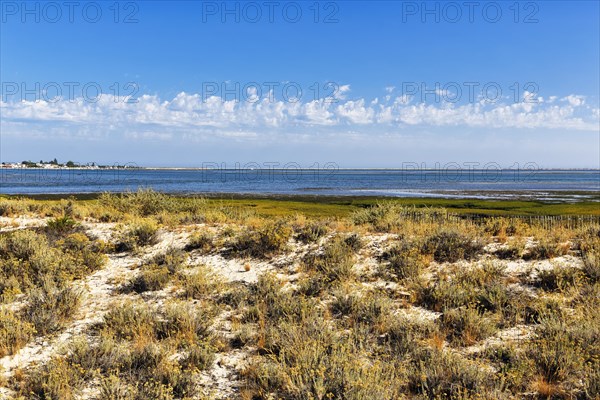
1 89 598 141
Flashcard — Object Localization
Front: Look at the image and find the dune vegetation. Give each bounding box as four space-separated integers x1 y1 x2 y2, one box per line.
0 190 599 399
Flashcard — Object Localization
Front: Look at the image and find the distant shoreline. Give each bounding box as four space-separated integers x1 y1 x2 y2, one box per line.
2 167 600 171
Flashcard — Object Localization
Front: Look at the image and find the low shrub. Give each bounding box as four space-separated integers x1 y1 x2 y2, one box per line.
20 356 85 400
303 236 356 283
438 307 497 346
180 342 216 371
98 374 136 400
533 266 584 292
415 264 508 314
115 220 159 252
423 229 484 263
131 266 170 293
343 233 363 252
151 247 186 274
102 301 158 340
295 221 329 243
524 239 570 260
179 266 222 299
46 215 77 234
244 313 403 399
0 309 35 357
22 279 81 335
582 245 600 283
330 288 391 330
383 316 437 357
157 301 215 343
185 231 214 253
229 220 292 258
407 348 491 398
380 240 429 280
247 274 317 325
529 324 583 385
494 243 524 260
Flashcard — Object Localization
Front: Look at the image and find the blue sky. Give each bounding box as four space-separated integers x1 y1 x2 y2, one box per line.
1 0 599 167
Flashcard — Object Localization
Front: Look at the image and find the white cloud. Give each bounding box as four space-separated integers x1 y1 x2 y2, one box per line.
563 95 585 106
1 90 598 141
335 84 351 100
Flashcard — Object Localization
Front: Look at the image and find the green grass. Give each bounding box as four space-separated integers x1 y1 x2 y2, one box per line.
3 193 600 217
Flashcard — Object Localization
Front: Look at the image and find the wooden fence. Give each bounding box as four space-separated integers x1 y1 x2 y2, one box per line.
394 209 600 230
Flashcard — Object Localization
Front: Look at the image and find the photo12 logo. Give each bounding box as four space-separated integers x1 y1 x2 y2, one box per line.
201 81 342 103
1 1 140 23
400 1 540 23
200 1 340 23
1 81 139 103
400 162 540 183
200 162 340 182
400 81 540 104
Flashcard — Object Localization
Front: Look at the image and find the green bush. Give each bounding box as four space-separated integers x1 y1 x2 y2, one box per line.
244 312 403 399
247 274 317 324
157 301 214 343
0 230 106 301
415 264 508 314
524 239 570 260
98 374 136 400
343 233 363 252
180 342 216 371
99 189 178 216
102 301 158 340
46 215 77 234
529 327 583 384
330 288 391 330
383 316 436 357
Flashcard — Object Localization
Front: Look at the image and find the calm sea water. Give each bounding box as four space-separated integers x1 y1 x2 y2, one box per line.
1 169 599 200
